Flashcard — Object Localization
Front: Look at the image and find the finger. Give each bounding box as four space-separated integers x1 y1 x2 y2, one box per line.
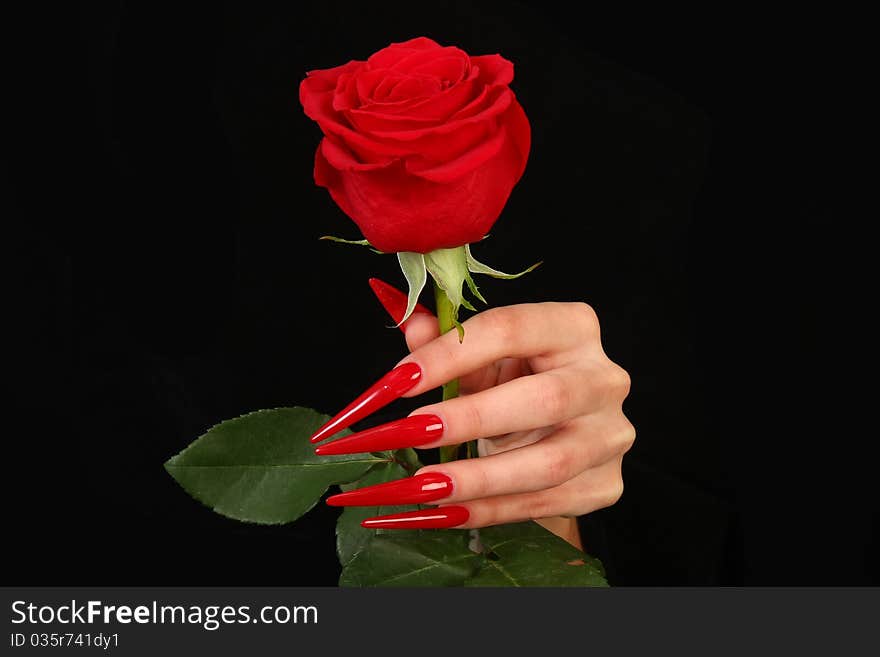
417 413 634 500
453 457 625 529
321 413 632 499
407 361 622 447
401 312 440 352
396 302 599 397
357 458 625 530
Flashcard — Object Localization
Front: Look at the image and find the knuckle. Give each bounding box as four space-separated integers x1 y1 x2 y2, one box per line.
619 419 637 453
482 306 519 345
540 447 576 486
476 503 501 528
603 362 632 400
467 462 491 500
538 372 572 419
459 398 485 439
525 495 557 520
616 366 632 397
568 302 599 333
433 340 459 371
599 479 625 509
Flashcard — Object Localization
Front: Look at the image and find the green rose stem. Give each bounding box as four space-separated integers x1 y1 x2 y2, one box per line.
434 281 464 464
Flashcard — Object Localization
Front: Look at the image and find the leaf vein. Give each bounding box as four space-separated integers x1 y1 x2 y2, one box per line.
486 561 520 586
376 554 476 585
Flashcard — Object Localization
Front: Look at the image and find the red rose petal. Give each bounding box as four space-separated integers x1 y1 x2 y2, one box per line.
404 126 506 182
384 75 442 101
332 72 361 111
366 37 441 69
408 54 469 85
356 69 396 104
504 97 531 180
302 59 363 90
470 54 515 87
361 77 478 121
347 82 477 132
369 87 512 140
345 108 437 135
387 47 469 76
320 136 395 172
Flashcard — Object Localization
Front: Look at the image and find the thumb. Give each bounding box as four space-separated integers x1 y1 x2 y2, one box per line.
368 277 439 352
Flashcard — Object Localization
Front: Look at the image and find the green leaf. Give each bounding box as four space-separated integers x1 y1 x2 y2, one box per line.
464 521 608 587
339 531 482 587
164 407 384 524
396 252 428 327
465 244 542 279
394 447 423 474
320 235 384 254
335 460 412 566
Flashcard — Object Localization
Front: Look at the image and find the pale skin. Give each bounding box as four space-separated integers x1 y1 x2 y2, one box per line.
395 302 635 550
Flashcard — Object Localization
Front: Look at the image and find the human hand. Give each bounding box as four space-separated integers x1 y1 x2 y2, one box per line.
311 279 634 548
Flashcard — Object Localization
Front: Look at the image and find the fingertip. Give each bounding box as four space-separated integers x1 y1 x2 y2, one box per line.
403 312 441 352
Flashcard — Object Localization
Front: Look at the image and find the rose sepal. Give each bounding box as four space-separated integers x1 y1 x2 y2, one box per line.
396 252 428 329
320 235 385 254
394 242 542 340
465 244 542 279
424 246 471 341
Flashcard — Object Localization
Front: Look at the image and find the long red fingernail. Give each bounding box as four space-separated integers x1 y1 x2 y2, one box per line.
315 414 443 455
310 362 423 444
368 277 431 330
327 472 453 506
361 506 469 529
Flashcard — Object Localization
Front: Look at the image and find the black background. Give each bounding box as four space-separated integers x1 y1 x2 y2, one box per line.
6 3 874 585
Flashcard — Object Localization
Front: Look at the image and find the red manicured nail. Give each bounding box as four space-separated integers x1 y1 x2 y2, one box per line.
315 414 443 455
327 472 453 507
361 506 469 529
369 277 432 330
310 362 423 444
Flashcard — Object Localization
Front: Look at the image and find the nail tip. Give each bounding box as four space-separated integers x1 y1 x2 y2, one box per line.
309 426 331 443
359 505 469 529
313 414 442 455
311 362 425 449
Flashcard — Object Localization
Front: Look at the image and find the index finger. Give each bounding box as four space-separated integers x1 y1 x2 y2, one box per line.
397 302 598 397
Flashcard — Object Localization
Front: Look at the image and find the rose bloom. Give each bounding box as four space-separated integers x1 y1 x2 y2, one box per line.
299 37 530 254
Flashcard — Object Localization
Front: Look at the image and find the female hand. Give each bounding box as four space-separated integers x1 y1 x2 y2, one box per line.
311 279 634 549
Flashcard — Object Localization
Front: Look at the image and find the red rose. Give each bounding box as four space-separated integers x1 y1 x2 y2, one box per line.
299 37 530 254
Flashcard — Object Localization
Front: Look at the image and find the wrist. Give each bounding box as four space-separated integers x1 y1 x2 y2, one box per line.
535 516 583 551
